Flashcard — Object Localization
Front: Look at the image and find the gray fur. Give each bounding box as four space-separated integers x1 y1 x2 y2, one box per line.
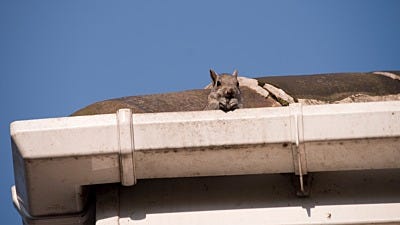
204 69 243 112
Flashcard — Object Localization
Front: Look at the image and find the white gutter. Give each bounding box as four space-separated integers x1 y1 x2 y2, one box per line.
10 101 400 223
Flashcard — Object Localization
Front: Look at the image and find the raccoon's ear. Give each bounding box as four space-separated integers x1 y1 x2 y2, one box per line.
210 69 219 85
232 69 238 78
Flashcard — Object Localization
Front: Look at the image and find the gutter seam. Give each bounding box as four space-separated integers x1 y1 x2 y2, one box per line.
117 109 136 186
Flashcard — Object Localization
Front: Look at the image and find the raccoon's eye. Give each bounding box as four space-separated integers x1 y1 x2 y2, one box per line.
216 81 221 87
236 82 239 87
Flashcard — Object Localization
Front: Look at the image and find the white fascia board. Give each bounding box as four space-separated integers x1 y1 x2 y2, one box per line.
9 101 400 223
132 106 292 150
11 114 118 159
303 101 400 141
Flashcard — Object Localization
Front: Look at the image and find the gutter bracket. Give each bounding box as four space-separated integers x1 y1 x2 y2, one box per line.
117 108 137 186
289 103 310 196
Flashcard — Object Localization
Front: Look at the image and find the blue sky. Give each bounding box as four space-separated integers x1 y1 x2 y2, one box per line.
1 1 399 224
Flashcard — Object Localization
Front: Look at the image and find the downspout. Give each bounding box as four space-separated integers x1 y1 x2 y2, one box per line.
10 101 400 223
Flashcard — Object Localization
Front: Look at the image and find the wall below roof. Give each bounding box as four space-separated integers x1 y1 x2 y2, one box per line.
97 169 400 225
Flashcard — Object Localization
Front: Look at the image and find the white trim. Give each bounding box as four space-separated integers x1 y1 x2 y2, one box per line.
10 101 400 223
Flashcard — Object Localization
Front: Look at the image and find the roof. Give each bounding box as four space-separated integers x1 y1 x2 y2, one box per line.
72 71 400 116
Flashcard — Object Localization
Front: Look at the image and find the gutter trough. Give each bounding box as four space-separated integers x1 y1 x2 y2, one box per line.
10 101 400 224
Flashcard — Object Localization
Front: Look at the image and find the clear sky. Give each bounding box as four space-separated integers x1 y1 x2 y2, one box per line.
1 1 399 224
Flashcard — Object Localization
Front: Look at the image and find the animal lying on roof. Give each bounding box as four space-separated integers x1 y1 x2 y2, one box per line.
204 69 243 112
